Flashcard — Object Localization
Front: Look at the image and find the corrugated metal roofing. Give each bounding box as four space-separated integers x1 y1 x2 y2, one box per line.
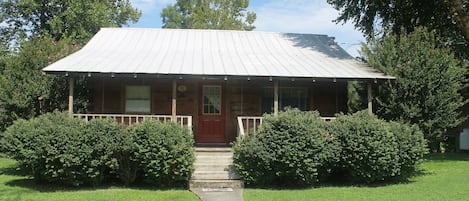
43 28 393 79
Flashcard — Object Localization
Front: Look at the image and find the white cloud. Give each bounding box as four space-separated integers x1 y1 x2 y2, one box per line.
250 0 364 57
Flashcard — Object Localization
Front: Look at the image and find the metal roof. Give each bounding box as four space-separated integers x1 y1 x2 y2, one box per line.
43 28 393 80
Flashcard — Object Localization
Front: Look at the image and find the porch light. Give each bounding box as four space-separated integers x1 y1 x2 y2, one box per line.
247 77 251 81
111 73 115 78
224 76 228 81
312 79 316 83
65 72 69 77
179 76 183 80
374 78 377 83
269 76 272 82
133 73 137 79
178 85 187 92
333 78 337 83
291 78 295 82
87 72 91 77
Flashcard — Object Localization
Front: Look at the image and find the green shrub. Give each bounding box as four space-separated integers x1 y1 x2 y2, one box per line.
81 118 131 185
233 109 340 186
1 112 196 187
1 112 87 186
130 120 194 186
388 122 428 177
327 111 400 183
1 112 134 186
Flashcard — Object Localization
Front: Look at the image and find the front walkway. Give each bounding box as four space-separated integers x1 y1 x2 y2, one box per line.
189 147 244 201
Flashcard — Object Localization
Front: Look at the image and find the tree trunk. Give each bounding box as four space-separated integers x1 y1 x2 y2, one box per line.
450 0 469 43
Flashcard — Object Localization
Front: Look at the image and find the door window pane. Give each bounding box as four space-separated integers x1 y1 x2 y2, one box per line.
203 86 221 115
125 86 151 113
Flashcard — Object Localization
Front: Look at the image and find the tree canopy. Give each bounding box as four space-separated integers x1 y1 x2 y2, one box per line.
161 0 256 31
363 28 467 151
0 0 141 45
327 0 468 58
327 0 468 41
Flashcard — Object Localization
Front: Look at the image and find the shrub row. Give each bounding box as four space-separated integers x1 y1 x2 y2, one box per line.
233 109 427 186
0 112 194 187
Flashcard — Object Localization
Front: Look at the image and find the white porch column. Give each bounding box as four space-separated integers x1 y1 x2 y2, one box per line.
172 79 177 122
274 80 279 116
68 77 74 116
367 82 373 114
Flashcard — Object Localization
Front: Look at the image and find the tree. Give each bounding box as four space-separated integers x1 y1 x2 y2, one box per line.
161 0 256 31
0 0 141 132
0 0 141 45
327 0 468 58
362 28 467 151
0 36 89 131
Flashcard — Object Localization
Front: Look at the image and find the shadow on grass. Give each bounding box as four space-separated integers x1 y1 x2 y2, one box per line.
244 163 434 190
424 153 469 162
4 178 188 193
1 162 188 193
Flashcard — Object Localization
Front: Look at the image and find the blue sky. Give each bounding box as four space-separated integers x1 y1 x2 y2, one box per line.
128 0 364 57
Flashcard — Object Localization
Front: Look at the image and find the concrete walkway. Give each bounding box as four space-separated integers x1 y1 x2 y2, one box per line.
191 187 243 201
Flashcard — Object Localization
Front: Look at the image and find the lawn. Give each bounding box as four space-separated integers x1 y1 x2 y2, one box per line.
0 158 200 201
2 154 469 201
244 153 469 201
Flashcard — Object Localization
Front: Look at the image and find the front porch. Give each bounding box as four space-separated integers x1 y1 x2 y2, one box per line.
68 76 373 144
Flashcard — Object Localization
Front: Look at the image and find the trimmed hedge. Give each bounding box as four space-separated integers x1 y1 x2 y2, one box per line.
2 112 89 186
131 120 195 186
0 112 194 187
233 109 340 186
81 118 131 185
233 109 427 186
389 121 428 177
327 111 400 183
327 111 427 183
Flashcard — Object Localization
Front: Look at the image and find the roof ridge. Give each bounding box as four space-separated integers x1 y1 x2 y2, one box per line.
99 27 330 37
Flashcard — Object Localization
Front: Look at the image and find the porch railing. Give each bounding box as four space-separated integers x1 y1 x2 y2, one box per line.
237 116 335 137
73 114 192 132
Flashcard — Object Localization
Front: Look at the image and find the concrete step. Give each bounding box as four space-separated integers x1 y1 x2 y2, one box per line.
195 153 233 159
191 170 240 180
194 164 235 172
195 157 233 164
195 147 232 152
191 147 242 188
189 179 244 188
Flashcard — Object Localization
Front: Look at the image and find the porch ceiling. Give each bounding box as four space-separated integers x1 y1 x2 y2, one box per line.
43 28 394 80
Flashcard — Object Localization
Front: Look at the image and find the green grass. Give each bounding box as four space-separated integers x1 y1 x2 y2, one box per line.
0 158 200 201
244 153 469 201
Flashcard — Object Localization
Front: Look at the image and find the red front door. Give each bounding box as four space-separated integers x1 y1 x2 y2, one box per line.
197 85 225 143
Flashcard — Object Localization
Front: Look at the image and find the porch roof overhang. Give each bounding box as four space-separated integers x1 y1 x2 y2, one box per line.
43 28 394 81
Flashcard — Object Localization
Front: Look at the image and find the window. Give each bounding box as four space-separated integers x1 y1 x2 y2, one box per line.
203 86 221 115
125 86 151 113
262 87 308 114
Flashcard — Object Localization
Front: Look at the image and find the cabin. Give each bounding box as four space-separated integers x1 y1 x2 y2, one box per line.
42 28 393 145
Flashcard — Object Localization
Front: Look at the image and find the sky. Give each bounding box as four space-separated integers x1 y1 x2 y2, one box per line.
128 0 365 57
